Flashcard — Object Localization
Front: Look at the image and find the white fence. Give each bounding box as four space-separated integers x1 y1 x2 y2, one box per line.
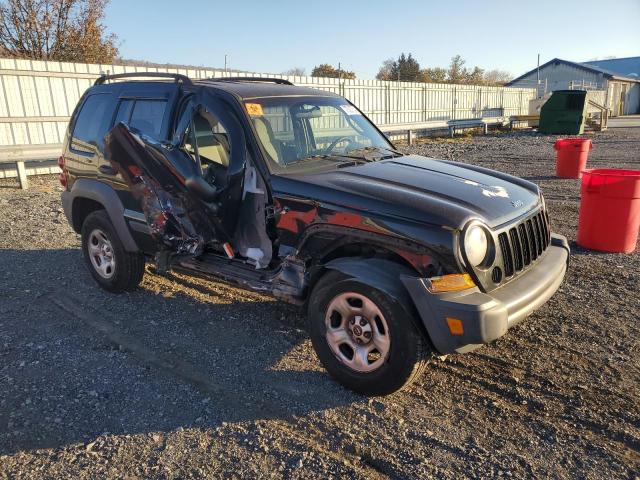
0 57 536 159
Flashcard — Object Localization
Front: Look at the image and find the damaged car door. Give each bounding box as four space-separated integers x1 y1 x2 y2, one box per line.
104 94 246 269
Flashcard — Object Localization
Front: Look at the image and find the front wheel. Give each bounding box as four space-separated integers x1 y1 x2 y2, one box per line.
307 270 431 396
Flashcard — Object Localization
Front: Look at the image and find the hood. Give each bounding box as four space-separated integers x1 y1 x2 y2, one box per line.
273 155 541 229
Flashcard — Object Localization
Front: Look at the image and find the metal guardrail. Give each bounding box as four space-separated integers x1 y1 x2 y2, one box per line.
0 144 62 189
0 144 62 162
509 115 540 130
380 117 509 144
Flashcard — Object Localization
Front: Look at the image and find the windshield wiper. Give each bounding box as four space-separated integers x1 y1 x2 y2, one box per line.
285 148 399 168
343 145 404 160
286 154 365 167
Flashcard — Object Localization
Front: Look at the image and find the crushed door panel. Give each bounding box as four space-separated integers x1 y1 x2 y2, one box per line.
105 122 226 268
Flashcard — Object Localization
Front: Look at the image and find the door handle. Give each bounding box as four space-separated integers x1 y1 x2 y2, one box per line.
99 164 117 175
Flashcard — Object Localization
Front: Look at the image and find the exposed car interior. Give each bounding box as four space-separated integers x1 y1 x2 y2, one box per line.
246 97 394 169
180 109 273 269
183 112 230 189
192 114 230 167
252 116 283 164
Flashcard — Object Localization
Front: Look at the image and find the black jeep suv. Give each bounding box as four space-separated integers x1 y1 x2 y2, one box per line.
60 73 569 395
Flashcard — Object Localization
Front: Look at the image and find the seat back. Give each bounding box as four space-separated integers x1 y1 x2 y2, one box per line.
252 117 281 164
193 114 230 167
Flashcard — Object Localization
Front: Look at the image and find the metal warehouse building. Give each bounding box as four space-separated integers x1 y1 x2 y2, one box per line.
507 57 640 116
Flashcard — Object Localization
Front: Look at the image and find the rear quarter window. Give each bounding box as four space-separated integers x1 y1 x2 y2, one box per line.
114 99 167 138
71 93 114 154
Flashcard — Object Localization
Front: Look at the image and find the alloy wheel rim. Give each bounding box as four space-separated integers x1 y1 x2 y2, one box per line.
324 292 391 373
88 228 116 279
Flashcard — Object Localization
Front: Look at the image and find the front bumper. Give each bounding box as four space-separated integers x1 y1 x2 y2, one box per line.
402 234 570 354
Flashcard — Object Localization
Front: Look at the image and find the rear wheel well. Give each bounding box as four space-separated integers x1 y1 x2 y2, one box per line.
72 197 105 232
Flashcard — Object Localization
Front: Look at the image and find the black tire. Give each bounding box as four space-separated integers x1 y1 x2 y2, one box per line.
81 210 145 293
307 270 431 396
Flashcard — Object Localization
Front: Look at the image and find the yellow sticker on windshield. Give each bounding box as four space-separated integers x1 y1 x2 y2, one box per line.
245 103 264 116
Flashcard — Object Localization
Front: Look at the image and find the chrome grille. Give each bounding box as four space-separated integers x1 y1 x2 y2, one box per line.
497 209 551 279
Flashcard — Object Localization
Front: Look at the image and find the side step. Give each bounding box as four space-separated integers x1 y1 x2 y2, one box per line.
177 253 306 303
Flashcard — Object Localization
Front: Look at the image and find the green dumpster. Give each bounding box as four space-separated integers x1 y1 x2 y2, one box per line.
539 90 588 135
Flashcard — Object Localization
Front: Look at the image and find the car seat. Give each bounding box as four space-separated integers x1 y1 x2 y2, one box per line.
193 115 230 168
252 117 282 164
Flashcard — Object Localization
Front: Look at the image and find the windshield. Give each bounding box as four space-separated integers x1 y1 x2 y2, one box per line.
245 96 397 171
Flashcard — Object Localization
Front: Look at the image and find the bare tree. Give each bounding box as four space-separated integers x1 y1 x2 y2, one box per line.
483 69 512 86
282 67 306 76
0 0 118 63
375 58 394 80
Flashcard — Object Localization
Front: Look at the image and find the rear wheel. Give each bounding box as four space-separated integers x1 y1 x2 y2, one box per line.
307 270 431 395
81 210 145 292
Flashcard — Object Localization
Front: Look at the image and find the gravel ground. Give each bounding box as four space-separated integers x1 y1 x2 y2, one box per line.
1 127 639 479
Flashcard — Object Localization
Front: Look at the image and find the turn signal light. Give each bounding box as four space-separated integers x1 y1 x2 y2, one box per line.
427 273 476 293
446 317 464 335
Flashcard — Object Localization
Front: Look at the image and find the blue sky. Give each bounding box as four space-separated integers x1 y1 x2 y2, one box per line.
105 0 640 79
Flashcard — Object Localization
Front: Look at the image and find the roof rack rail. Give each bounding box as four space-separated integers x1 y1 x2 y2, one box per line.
205 76 294 86
94 72 192 86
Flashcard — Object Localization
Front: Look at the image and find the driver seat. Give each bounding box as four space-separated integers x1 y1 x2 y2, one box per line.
193 115 230 168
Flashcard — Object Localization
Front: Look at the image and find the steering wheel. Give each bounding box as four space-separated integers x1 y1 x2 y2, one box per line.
323 136 357 155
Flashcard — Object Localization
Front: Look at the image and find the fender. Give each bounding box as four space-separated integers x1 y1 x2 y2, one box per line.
296 223 454 277
61 178 139 252
322 257 430 339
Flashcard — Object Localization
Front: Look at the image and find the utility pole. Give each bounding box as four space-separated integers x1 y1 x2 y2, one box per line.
224 54 228 73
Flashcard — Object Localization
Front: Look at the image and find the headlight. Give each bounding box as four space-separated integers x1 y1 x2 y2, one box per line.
463 224 489 267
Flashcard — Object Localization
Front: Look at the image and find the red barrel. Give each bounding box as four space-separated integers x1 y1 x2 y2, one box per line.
554 138 593 178
577 169 640 253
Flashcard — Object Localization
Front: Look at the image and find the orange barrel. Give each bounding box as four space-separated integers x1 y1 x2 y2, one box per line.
577 169 640 253
554 138 593 178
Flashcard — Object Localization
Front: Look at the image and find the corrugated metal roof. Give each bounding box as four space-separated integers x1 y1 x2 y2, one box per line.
583 57 640 78
507 58 640 86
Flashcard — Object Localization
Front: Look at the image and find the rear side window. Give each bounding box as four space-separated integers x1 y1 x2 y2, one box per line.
71 93 113 154
114 99 134 125
115 99 167 137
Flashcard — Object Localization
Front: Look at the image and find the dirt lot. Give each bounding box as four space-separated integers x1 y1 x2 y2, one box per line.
1 127 639 479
